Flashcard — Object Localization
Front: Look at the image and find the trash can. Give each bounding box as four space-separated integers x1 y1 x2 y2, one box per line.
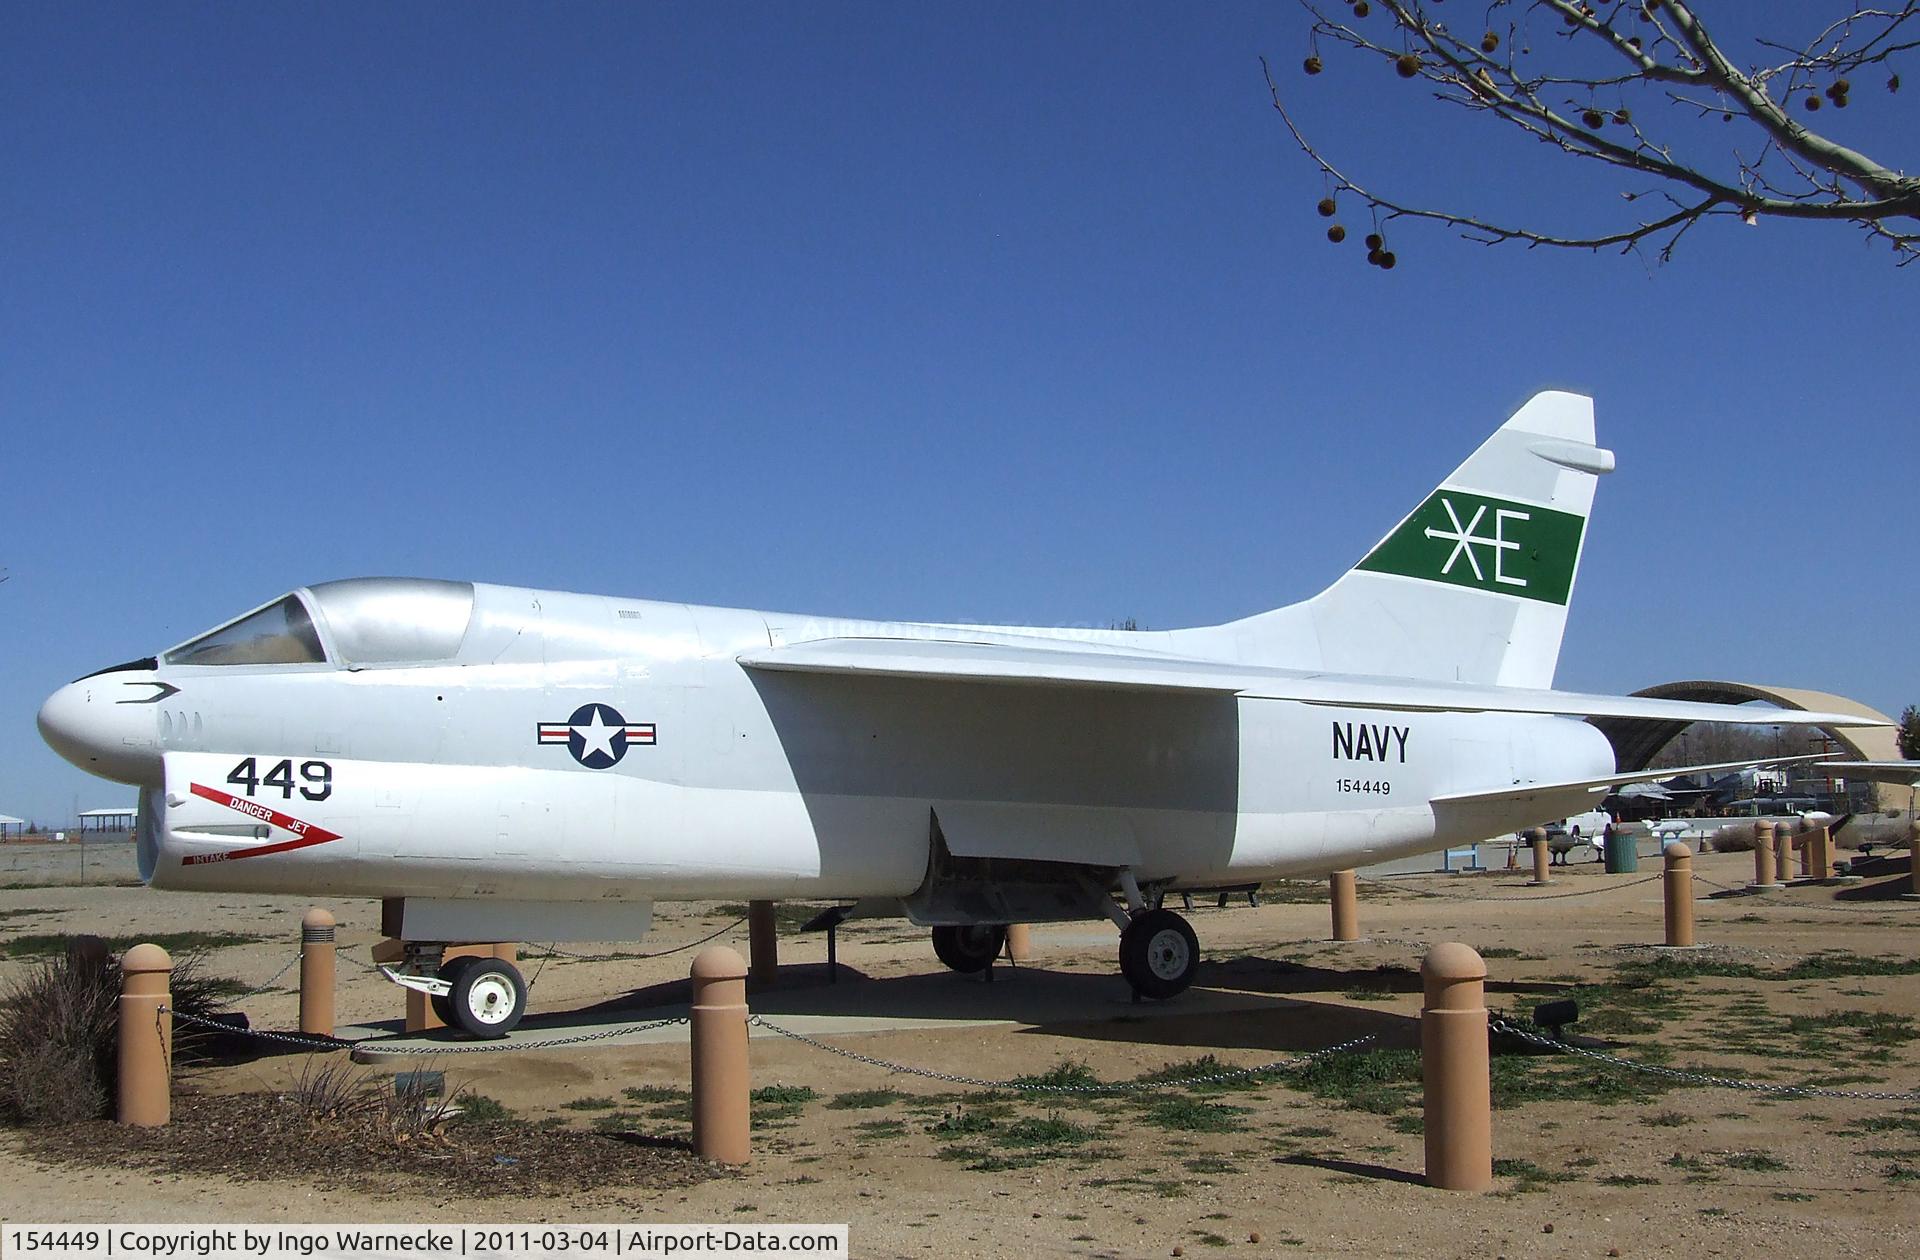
1604 829 1638 874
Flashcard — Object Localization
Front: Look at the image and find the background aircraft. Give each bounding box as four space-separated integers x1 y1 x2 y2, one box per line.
38 391 1883 1035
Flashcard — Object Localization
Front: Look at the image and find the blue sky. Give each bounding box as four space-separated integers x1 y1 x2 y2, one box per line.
4 3 1914 825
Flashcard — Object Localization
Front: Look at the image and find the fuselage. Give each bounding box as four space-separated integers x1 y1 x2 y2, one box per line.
39 578 1615 908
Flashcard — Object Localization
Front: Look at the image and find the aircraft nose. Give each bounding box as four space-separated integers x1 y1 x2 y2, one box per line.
38 677 163 786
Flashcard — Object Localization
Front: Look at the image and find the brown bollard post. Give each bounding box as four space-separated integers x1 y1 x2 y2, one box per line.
1330 869 1359 941
1005 923 1032 964
1662 842 1695 948
117 943 173 1127
690 946 751 1166
1775 818 1794 885
1421 943 1492 1192
299 908 336 1038
1750 821 1779 890
1808 823 1833 881
1529 827 1551 885
1796 820 1812 878
747 900 778 991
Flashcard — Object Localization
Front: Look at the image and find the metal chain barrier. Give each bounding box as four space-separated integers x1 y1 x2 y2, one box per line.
747 1015 1375 1093
1359 872 1665 902
1490 1016 1920 1102
162 1004 689 1055
165 1005 358 1052
225 952 303 1001
534 918 750 964
1691 871 1902 914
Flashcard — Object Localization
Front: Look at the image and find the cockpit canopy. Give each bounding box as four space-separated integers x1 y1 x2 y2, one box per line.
163 579 476 668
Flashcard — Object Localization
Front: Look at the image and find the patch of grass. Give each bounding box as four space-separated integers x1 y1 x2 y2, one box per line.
2 930 265 959
1600 1173 1660 1187
622 1084 687 1104
1388 1113 1424 1135
1135 1095 1251 1134
1287 1049 1422 1115
1773 1192 1816 1202
751 1084 817 1106
994 1114 1095 1150
1492 1158 1581 1192
1134 1056 1266 1094
1342 989 1397 1002
1722 1151 1788 1172
1478 947 1523 959
712 902 842 932
1787 1010 1918 1050
827 1089 908 1110
1886 1164 1920 1183
452 1093 513 1124
1011 1060 1105 1092
1642 1111 1691 1127
927 1108 997 1137
561 1096 618 1111
1183 1156 1239 1175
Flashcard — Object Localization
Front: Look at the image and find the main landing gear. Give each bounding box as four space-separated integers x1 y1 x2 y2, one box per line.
1108 869 1199 999
382 946 529 1039
924 871 1203 1000
1117 907 1199 1000
930 923 1007 974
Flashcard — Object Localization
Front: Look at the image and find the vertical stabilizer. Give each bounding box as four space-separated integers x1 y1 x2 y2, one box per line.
1205 391 1611 688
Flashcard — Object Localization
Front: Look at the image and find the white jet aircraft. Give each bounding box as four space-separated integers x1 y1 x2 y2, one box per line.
39 391 1884 1036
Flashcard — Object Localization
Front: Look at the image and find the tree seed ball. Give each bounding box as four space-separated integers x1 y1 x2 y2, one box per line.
1365 232 1383 250
1367 249 1384 266
1305 55 1323 74
1613 109 1631 124
1327 224 1347 243
1834 78 1851 94
1805 94 1821 110
1352 1 1369 16
1318 197 1337 216
1379 251 1397 269
1396 54 1420 78
1482 32 1499 52
1583 108 1605 128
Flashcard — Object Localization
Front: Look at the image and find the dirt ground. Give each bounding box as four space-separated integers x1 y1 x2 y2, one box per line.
2 840 1918 1258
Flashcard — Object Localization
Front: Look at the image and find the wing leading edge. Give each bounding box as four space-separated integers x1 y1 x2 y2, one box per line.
738 637 1889 729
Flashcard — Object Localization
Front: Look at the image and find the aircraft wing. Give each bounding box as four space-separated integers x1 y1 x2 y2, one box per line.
1816 761 1920 785
737 637 1889 728
1430 753 1836 807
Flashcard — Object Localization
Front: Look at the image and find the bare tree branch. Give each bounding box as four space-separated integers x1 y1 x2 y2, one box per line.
1274 0 1920 266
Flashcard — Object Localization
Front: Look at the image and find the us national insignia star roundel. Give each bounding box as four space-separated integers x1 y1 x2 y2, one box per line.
537 703 657 769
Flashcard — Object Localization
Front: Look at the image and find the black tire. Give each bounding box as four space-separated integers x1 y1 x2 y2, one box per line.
447 958 527 1038
931 924 1007 974
1118 908 1199 999
431 955 478 1027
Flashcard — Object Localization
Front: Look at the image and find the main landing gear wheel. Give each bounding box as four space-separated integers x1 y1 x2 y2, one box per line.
931 924 1008 974
1119 908 1199 999
447 958 528 1038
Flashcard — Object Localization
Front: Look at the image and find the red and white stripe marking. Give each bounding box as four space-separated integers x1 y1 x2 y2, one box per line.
181 784 344 865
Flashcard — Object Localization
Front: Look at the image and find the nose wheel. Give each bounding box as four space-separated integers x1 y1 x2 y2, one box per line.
445 957 527 1038
383 949 529 1039
1118 908 1199 999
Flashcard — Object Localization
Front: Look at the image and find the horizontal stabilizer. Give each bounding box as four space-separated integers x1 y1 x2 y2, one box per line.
740 637 1890 728
1431 753 1836 808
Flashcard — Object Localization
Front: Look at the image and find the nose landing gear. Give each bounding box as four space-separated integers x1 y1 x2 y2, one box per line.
382 945 529 1039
